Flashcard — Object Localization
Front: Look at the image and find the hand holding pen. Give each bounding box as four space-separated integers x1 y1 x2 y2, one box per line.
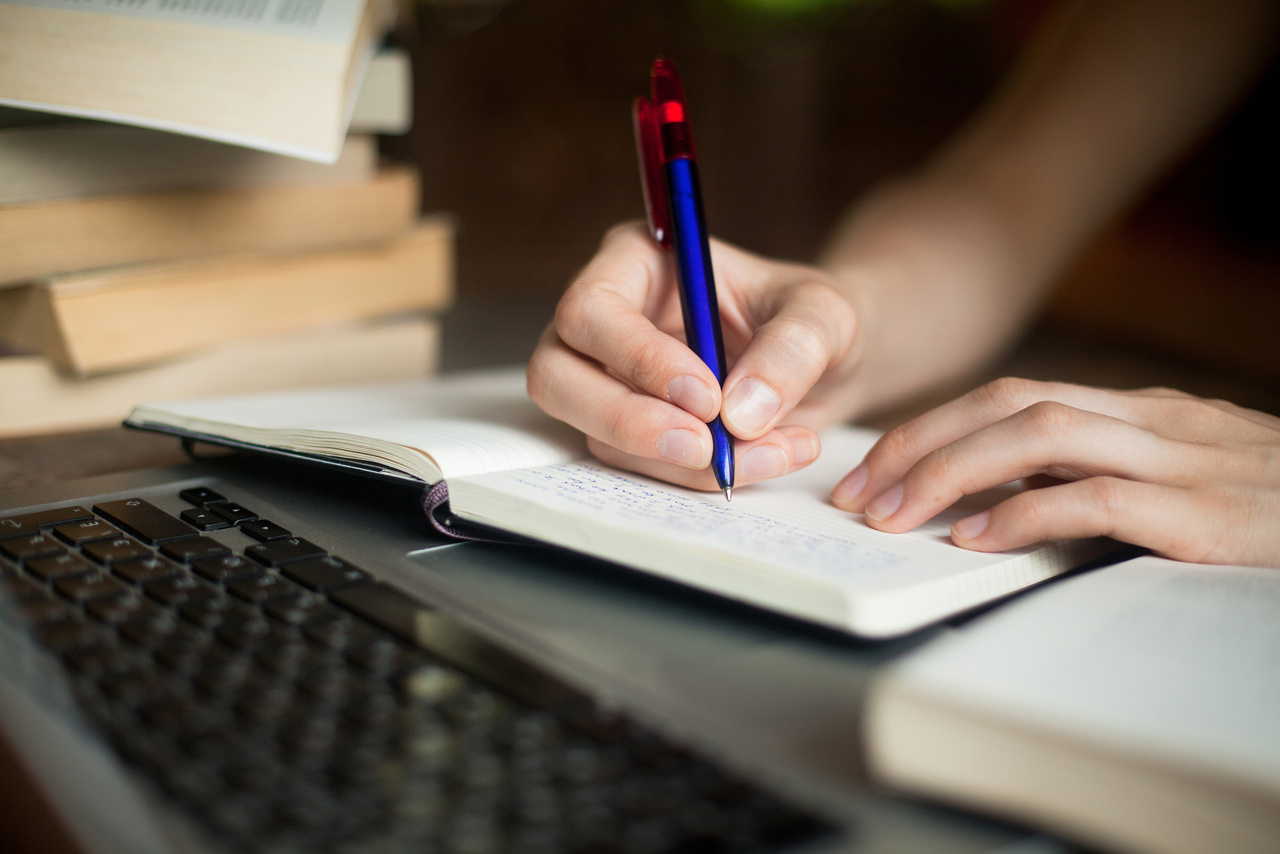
633 58 735 499
527 59 854 494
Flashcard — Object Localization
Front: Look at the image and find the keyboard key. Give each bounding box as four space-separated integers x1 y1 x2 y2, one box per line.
210 503 258 526
263 595 341 627
179 487 227 507
1 575 47 604
245 538 324 567
190 554 261 584
34 619 103 652
25 551 96 582
17 596 75 626
85 595 159 626
281 556 370 592
117 612 182 648
227 573 302 604
53 518 122 546
55 573 129 604
83 537 152 565
1 532 66 563
94 499 198 545
0 506 93 540
145 575 216 608
179 596 251 630
179 508 232 532
160 537 230 564
239 519 292 542
113 555 183 585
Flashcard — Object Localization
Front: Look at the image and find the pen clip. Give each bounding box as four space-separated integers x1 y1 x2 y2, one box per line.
633 95 671 248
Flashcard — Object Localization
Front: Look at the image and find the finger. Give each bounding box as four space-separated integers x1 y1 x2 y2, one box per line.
834 377 1193 512
858 402 1203 534
527 327 714 469
720 278 857 440
586 425 821 492
946 476 1242 564
555 223 722 422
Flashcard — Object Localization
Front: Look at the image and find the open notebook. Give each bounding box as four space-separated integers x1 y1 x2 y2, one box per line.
126 367 1112 638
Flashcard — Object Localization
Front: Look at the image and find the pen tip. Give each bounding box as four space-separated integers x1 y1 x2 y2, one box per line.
723 487 732 502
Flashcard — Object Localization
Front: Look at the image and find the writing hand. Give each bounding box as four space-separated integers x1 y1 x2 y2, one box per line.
832 377 1280 566
528 223 858 491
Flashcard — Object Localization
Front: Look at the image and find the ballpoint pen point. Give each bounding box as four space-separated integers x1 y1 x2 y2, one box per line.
724 487 732 502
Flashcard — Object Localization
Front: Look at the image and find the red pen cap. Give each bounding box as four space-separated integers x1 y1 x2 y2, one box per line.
634 58 697 247
632 94 670 247
650 58 696 163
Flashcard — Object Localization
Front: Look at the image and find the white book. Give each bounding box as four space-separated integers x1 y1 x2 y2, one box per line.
865 555 1280 854
0 0 395 161
125 368 1113 638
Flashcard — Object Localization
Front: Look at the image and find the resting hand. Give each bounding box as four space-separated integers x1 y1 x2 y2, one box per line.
528 223 859 491
831 378 1280 567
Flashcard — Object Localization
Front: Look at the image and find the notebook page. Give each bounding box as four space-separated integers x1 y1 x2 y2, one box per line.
884 556 1280 795
451 426 1037 595
129 367 585 480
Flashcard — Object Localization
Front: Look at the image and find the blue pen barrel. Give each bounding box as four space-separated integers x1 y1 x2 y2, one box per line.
665 158 727 381
665 157 735 491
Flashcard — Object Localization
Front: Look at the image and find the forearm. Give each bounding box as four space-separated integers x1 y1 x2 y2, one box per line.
821 0 1280 418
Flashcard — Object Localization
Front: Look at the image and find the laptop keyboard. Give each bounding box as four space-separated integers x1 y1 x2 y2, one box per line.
0 487 837 853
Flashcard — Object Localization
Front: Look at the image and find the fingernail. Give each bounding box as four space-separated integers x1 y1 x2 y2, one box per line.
667 375 715 420
739 444 789 480
865 483 903 522
952 511 990 541
656 428 709 468
723 378 781 435
789 434 819 467
831 464 867 506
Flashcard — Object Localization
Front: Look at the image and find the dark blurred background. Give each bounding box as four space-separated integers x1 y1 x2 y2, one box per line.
382 0 1280 413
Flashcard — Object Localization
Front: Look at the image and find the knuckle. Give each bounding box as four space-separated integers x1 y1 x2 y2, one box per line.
1020 400 1079 441
918 443 964 486
873 420 927 469
602 220 647 247
620 331 671 394
1086 476 1131 520
973 377 1040 416
600 398 639 448
554 286 592 334
764 315 833 377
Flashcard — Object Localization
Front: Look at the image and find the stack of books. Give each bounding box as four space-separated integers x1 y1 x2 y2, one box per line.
0 0 453 437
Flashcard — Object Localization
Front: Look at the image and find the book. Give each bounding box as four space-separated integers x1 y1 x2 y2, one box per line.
864 555 1280 854
1 316 440 438
0 126 378 205
0 163 420 287
349 47 412 135
0 216 454 376
0 0 395 162
124 368 1113 638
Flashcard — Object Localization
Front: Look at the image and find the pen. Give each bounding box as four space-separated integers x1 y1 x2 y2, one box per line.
633 57 736 501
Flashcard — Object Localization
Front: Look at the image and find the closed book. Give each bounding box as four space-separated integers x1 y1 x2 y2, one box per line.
0 316 440 438
0 0 395 161
0 216 454 375
0 164 420 287
865 556 1280 854
0 127 378 205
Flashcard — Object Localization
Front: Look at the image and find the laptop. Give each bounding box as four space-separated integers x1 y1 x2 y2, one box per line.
0 448 1054 853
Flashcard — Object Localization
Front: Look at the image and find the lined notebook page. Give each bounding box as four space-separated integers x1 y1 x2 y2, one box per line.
447 426 1083 635
456 427 1031 591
